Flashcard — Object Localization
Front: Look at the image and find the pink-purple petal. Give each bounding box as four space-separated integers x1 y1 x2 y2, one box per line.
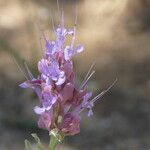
38 112 52 130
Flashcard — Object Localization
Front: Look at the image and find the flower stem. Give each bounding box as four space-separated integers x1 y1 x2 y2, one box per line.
49 134 60 150
49 129 65 150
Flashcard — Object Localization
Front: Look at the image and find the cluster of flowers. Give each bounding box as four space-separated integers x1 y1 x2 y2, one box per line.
20 14 115 136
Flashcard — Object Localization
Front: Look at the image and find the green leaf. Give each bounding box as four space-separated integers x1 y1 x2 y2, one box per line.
31 133 44 150
24 140 32 150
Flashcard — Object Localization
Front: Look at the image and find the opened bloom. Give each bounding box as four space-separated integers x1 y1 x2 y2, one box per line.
20 12 116 137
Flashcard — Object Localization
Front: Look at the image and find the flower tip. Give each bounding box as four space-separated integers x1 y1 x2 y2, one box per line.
76 45 84 53
34 106 45 115
19 82 29 88
88 109 93 117
55 76 66 85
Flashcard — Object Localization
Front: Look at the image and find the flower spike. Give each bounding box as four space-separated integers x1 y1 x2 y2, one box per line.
20 7 116 139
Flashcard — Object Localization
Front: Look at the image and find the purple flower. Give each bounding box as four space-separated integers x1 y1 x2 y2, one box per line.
56 27 67 46
19 78 42 88
34 92 57 115
19 10 116 136
42 92 57 109
38 112 52 130
19 78 43 101
56 27 74 48
64 45 84 61
59 82 74 103
45 40 58 57
38 59 66 85
59 113 80 135
82 92 94 116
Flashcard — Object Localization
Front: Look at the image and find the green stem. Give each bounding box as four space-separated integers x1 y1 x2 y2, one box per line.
49 134 60 150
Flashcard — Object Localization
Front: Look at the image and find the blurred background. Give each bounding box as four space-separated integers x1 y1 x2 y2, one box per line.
0 0 150 149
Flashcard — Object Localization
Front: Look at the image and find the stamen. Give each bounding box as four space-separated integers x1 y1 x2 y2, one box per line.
80 61 96 89
71 26 76 49
24 62 34 79
92 78 118 103
11 55 29 80
83 61 96 82
39 37 44 55
35 23 46 57
49 11 55 33
80 70 95 89
71 4 78 49
75 3 78 26
57 0 61 22
61 8 64 29
77 79 117 115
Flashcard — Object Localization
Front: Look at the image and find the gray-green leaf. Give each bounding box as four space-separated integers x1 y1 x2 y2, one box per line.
31 133 44 150
24 140 32 150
